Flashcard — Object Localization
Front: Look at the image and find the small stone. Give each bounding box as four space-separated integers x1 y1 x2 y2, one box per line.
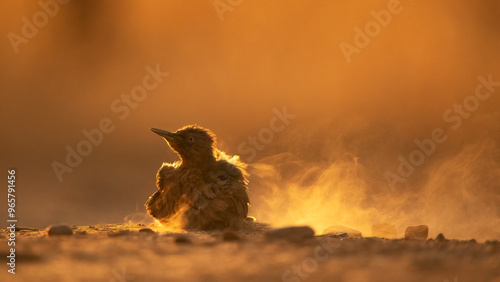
322 232 348 239
108 230 131 237
175 235 192 244
371 223 397 238
436 233 446 242
245 216 256 222
47 225 73 236
404 225 428 240
74 231 87 236
138 228 156 234
265 226 315 241
222 230 241 241
323 225 362 238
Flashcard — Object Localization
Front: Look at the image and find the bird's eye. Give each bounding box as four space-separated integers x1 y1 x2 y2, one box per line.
188 137 195 143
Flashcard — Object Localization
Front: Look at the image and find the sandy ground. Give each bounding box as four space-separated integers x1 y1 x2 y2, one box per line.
1 224 499 282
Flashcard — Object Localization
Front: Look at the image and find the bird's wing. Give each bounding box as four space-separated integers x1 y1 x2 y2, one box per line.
146 187 186 219
156 162 177 190
146 162 181 220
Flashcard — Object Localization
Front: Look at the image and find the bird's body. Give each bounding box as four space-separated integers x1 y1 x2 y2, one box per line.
146 125 253 230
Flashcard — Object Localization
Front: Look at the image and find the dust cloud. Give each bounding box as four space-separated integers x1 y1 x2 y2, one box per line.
1 1 499 241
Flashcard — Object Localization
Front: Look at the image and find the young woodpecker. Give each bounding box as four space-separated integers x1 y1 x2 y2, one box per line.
146 125 255 230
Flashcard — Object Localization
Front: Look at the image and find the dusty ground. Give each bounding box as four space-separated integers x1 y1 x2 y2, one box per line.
1 224 499 282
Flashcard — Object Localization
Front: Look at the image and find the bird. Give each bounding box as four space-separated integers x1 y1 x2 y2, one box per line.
145 124 255 230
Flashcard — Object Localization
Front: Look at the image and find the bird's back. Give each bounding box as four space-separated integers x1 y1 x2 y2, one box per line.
184 157 249 229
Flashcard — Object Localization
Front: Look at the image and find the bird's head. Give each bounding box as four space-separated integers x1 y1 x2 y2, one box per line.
150 125 217 166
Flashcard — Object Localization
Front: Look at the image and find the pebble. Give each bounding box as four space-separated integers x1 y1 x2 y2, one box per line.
138 228 157 235
322 232 349 239
175 234 192 244
405 225 428 240
222 230 241 241
265 226 315 241
47 225 73 236
323 225 362 238
245 216 256 222
436 233 446 242
108 230 131 237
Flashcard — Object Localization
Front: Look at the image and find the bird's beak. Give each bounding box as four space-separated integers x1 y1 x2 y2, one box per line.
150 128 179 143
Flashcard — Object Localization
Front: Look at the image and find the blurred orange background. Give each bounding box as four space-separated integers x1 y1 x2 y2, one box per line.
1 0 499 241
